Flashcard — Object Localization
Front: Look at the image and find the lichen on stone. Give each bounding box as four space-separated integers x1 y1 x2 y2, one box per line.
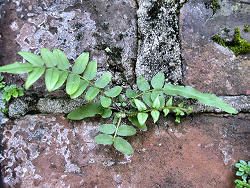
212 27 250 56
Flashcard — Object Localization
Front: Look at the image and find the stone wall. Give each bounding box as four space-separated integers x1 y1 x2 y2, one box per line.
0 0 249 187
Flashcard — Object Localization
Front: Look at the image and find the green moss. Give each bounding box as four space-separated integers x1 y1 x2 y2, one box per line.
212 27 250 56
205 0 221 15
244 25 249 32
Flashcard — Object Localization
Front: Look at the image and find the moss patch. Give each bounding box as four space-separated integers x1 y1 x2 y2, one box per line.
212 27 250 56
205 0 220 15
244 25 249 32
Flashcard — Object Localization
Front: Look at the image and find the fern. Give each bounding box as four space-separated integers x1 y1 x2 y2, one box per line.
0 48 238 155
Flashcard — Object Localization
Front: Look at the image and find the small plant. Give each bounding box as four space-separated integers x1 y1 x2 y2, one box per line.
244 25 249 33
0 48 238 154
212 27 250 56
234 160 250 188
0 76 24 113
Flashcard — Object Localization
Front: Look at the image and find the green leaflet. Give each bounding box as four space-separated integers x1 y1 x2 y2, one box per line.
45 68 60 92
152 96 161 108
95 73 112 88
101 108 112 118
134 99 147 111
137 76 150 91
113 137 134 155
0 62 33 74
85 87 100 101
151 72 165 89
151 91 165 108
163 83 238 114
95 134 113 145
142 92 152 107
104 86 122 98
18 51 44 66
100 96 112 107
66 73 80 95
151 110 160 123
41 48 57 67
53 71 68 91
137 113 148 126
163 109 170 116
70 79 89 99
25 67 45 89
83 60 97 80
72 52 89 74
166 97 173 107
67 102 104 120
128 116 147 131
99 124 116 134
126 89 138 98
53 49 70 70
117 125 136 136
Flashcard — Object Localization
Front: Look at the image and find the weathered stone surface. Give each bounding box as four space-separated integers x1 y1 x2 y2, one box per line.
136 0 186 84
2 114 249 187
0 0 137 92
180 0 250 95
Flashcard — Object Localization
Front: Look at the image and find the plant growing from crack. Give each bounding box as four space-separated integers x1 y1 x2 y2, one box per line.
0 48 238 154
234 160 250 188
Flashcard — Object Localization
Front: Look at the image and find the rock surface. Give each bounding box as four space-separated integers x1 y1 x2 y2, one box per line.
0 0 250 187
1 114 249 187
180 0 250 95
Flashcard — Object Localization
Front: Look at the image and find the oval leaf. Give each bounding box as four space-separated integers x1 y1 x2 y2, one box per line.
85 87 100 101
41 48 57 67
151 110 160 123
163 109 170 117
137 76 150 91
101 108 112 118
152 96 161 108
137 113 148 126
95 134 113 145
66 73 80 95
83 60 97 80
117 125 136 136
100 96 112 108
128 116 147 131
166 97 173 107
104 86 122 98
0 62 33 74
113 137 134 155
45 68 60 92
18 51 44 66
67 102 104 120
53 49 70 70
52 71 68 91
99 124 116 134
72 52 89 74
141 93 152 108
25 67 45 89
95 73 112 88
134 99 147 111
70 79 89 99
126 89 138 98
151 72 165 89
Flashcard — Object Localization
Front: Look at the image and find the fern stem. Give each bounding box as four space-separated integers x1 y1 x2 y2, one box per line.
113 116 122 138
124 106 187 116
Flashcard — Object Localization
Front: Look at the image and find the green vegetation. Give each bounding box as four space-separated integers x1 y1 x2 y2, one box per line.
0 76 24 113
234 160 250 188
205 0 220 15
244 25 249 32
0 48 238 154
213 27 250 56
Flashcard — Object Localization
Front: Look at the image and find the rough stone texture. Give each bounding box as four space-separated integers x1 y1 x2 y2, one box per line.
136 0 186 84
0 0 137 93
180 0 250 95
1 114 249 187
